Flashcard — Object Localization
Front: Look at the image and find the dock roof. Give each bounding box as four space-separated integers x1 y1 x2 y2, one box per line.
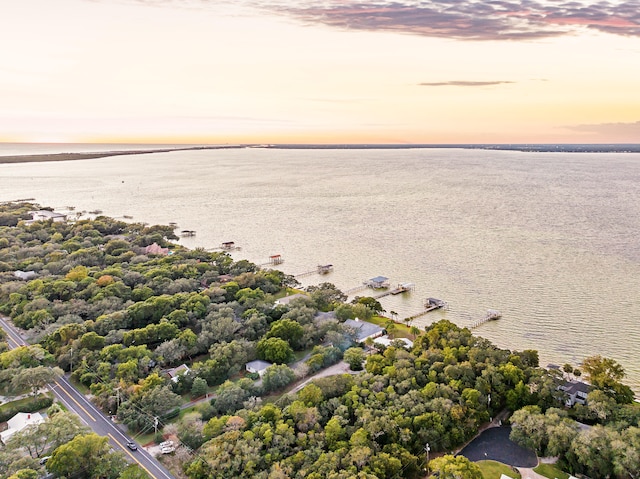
369 276 389 283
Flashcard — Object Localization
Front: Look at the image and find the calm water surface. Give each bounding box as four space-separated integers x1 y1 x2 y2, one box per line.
1 146 639 393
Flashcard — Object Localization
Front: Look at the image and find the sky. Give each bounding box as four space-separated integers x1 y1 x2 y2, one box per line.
1 0 640 144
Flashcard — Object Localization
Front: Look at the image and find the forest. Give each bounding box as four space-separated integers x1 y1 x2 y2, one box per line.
0 202 637 479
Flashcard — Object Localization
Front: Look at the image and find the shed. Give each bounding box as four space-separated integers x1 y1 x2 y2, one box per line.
246 360 273 377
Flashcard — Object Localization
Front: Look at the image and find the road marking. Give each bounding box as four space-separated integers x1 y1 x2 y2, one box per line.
54 380 96 422
109 434 158 479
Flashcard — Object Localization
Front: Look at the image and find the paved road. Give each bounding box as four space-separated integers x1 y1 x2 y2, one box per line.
0 316 175 479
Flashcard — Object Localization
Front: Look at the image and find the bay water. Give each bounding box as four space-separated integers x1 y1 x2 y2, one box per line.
1 145 639 393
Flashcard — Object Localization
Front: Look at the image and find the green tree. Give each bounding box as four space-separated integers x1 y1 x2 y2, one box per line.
257 337 294 364
47 433 124 479
191 377 208 399
262 364 296 393
267 318 304 350
430 455 482 479
343 347 366 371
581 355 634 403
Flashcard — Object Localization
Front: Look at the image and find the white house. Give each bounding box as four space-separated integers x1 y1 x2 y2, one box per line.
246 360 272 377
0 412 45 444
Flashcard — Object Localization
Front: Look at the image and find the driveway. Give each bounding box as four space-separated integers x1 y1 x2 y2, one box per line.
458 426 537 468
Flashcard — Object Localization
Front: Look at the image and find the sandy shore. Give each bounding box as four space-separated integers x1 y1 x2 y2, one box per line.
0 145 242 164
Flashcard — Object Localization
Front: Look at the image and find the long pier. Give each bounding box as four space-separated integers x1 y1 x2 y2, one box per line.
402 298 447 322
470 310 501 329
295 264 334 278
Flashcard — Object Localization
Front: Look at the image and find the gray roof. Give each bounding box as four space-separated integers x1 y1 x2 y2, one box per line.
562 381 591 395
370 276 389 283
343 319 384 341
246 360 272 371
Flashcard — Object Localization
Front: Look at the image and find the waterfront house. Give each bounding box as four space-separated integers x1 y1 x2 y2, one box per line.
246 360 272 377
0 412 45 444
374 335 414 349
343 318 385 342
559 380 591 407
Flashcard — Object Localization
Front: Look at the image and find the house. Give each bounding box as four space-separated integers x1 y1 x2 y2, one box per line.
14 270 38 281
25 210 67 224
144 242 169 256
274 293 307 306
374 335 413 349
559 380 591 407
165 364 190 383
0 412 45 443
246 360 273 377
343 318 385 342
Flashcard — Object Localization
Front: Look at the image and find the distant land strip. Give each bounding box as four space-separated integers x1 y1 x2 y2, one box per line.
0 145 243 164
2 143 640 164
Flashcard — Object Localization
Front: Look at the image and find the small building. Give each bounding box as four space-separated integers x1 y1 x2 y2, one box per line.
14 270 38 281
560 380 591 407
246 360 272 377
317 264 333 274
144 242 169 256
221 241 235 250
343 318 385 342
364 276 390 289
374 335 414 349
165 364 190 383
0 412 45 444
274 293 307 306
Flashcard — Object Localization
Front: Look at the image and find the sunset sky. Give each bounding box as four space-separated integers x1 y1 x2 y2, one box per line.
1 0 640 144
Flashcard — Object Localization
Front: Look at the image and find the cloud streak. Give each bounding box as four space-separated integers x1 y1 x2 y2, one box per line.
419 81 514 87
252 0 640 41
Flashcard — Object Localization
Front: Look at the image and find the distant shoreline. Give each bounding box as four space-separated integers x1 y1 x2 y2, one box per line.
1 143 639 164
0 145 243 164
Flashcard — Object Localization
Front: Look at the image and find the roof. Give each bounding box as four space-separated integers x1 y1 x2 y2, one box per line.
369 276 389 283
246 360 272 371
1 412 45 443
343 319 385 341
144 242 169 255
32 210 66 219
562 380 591 395
14 270 37 280
166 364 190 378
374 335 414 349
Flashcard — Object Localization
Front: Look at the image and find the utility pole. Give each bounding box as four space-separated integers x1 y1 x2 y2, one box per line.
154 416 159 436
425 442 430 475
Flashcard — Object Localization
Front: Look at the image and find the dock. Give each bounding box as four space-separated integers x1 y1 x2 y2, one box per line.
294 264 334 278
400 297 447 323
470 310 502 329
259 254 284 267
372 282 415 299
363 276 390 289
180 230 196 237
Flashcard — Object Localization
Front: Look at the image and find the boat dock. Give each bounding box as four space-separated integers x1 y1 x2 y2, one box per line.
470 310 501 329
180 230 196 237
259 254 284 267
372 282 415 299
294 264 334 278
398 297 447 323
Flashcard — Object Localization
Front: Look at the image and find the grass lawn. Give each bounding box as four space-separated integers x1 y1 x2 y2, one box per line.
369 315 420 340
534 463 570 479
476 460 521 479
